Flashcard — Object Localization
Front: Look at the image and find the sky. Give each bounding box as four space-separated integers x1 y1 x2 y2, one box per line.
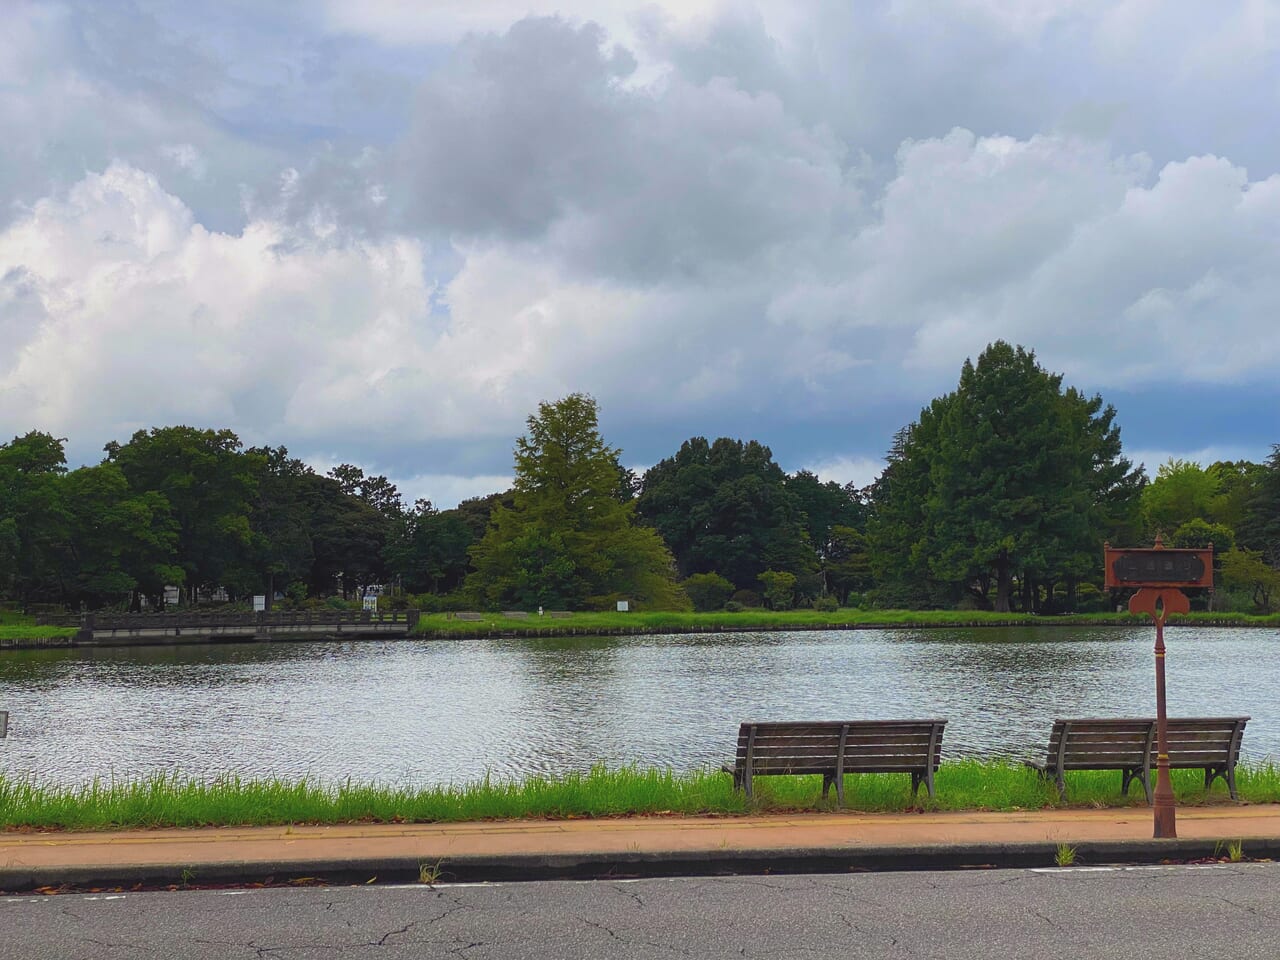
2 0 1278 507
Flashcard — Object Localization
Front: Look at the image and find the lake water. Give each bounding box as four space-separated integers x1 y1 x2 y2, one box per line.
0 626 1275 786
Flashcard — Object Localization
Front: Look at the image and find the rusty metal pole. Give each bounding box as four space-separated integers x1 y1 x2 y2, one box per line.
1152 608 1176 838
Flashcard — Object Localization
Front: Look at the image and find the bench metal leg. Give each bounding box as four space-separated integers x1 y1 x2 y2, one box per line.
1119 767 1152 804
822 772 845 807
1206 765 1239 800
910 770 936 799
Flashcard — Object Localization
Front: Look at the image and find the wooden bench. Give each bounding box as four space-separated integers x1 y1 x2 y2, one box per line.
1027 717 1249 802
722 720 947 804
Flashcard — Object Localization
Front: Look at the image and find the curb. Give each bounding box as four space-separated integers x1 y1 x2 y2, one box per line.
3 838 1278 893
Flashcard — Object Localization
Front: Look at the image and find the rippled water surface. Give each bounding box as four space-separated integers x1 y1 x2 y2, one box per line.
0 626 1276 785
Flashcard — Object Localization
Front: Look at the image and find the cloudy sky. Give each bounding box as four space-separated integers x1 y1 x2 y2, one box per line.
3 0 1278 506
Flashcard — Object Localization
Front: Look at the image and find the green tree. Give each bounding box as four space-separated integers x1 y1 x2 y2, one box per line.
758 569 797 610
825 525 873 604
242 447 316 607
637 437 813 589
59 463 181 610
1141 459 1220 537
1208 460 1267 532
385 500 479 594
468 394 687 610
1219 547 1279 613
868 342 1142 612
785 470 865 594
301 473 387 598
1240 445 1280 568
0 432 70 608
105 427 262 604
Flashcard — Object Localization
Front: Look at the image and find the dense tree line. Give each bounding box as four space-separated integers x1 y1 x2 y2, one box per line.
2 343 1276 614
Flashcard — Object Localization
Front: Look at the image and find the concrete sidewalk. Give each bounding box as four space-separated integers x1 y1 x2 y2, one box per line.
4 806 1280 891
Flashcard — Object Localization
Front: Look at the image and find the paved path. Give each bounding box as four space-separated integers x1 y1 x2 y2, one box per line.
4 862 1280 959
5 806 1280 888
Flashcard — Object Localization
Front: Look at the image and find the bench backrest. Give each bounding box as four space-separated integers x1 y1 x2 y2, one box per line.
1043 717 1248 770
1164 717 1249 769
733 720 946 775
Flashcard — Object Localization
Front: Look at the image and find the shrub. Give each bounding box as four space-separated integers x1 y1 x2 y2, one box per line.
682 573 735 612
723 600 744 613
730 589 762 608
813 595 839 612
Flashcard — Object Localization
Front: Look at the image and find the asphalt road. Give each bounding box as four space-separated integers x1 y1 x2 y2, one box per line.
5 862 1279 960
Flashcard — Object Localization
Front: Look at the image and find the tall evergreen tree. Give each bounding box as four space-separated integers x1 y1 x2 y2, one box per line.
868 342 1143 612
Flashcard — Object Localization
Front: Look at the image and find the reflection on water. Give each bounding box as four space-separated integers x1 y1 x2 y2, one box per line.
0 627 1274 786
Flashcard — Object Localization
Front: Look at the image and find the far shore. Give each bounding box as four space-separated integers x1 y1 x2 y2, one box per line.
1 607 1277 648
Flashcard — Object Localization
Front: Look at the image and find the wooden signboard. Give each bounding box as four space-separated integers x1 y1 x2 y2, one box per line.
1104 545 1213 589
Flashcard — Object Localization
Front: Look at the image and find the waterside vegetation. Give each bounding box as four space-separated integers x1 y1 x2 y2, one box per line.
4 762 1280 831
414 608 1280 637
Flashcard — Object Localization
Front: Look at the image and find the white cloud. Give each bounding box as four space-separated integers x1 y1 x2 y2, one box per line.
804 455 884 491
1127 446 1274 475
393 472 514 510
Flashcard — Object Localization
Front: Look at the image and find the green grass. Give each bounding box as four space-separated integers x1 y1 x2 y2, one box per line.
0 609 77 641
3 761 1278 832
415 608 1280 637
0 625 77 641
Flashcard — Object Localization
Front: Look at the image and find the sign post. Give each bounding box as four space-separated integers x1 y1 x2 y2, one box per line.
1104 535 1213 839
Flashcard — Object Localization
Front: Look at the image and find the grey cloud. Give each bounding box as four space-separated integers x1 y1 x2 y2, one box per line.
396 16 861 283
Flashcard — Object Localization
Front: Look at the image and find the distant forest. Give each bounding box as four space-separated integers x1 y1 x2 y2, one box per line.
2 342 1277 615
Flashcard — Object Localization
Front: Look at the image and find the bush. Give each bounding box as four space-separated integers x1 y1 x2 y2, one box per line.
813 595 839 612
730 589 762 608
682 573 735 612
723 600 744 613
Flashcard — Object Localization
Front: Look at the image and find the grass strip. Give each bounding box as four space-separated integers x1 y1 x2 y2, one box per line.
0 625 78 641
3 761 1279 831
416 608 1280 637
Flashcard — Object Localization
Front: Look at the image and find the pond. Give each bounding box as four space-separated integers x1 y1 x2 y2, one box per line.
0 626 1274 786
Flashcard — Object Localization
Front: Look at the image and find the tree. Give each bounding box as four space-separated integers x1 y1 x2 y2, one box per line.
758 569 797 610
58 463 181 610
243 447 316 607
385 500 479 594
0 432 70 608
1240 445 1280 568
468 394 687 610
785 470 865 594
1220 547 1279 613
825 525 872 604
867 342 1143 612
1141 459 1220 537
637 437 813 589
105 427 262 604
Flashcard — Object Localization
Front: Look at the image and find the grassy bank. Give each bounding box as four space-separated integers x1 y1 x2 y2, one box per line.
3 761 1278 831
415 608 1280 637
0 611 77 642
